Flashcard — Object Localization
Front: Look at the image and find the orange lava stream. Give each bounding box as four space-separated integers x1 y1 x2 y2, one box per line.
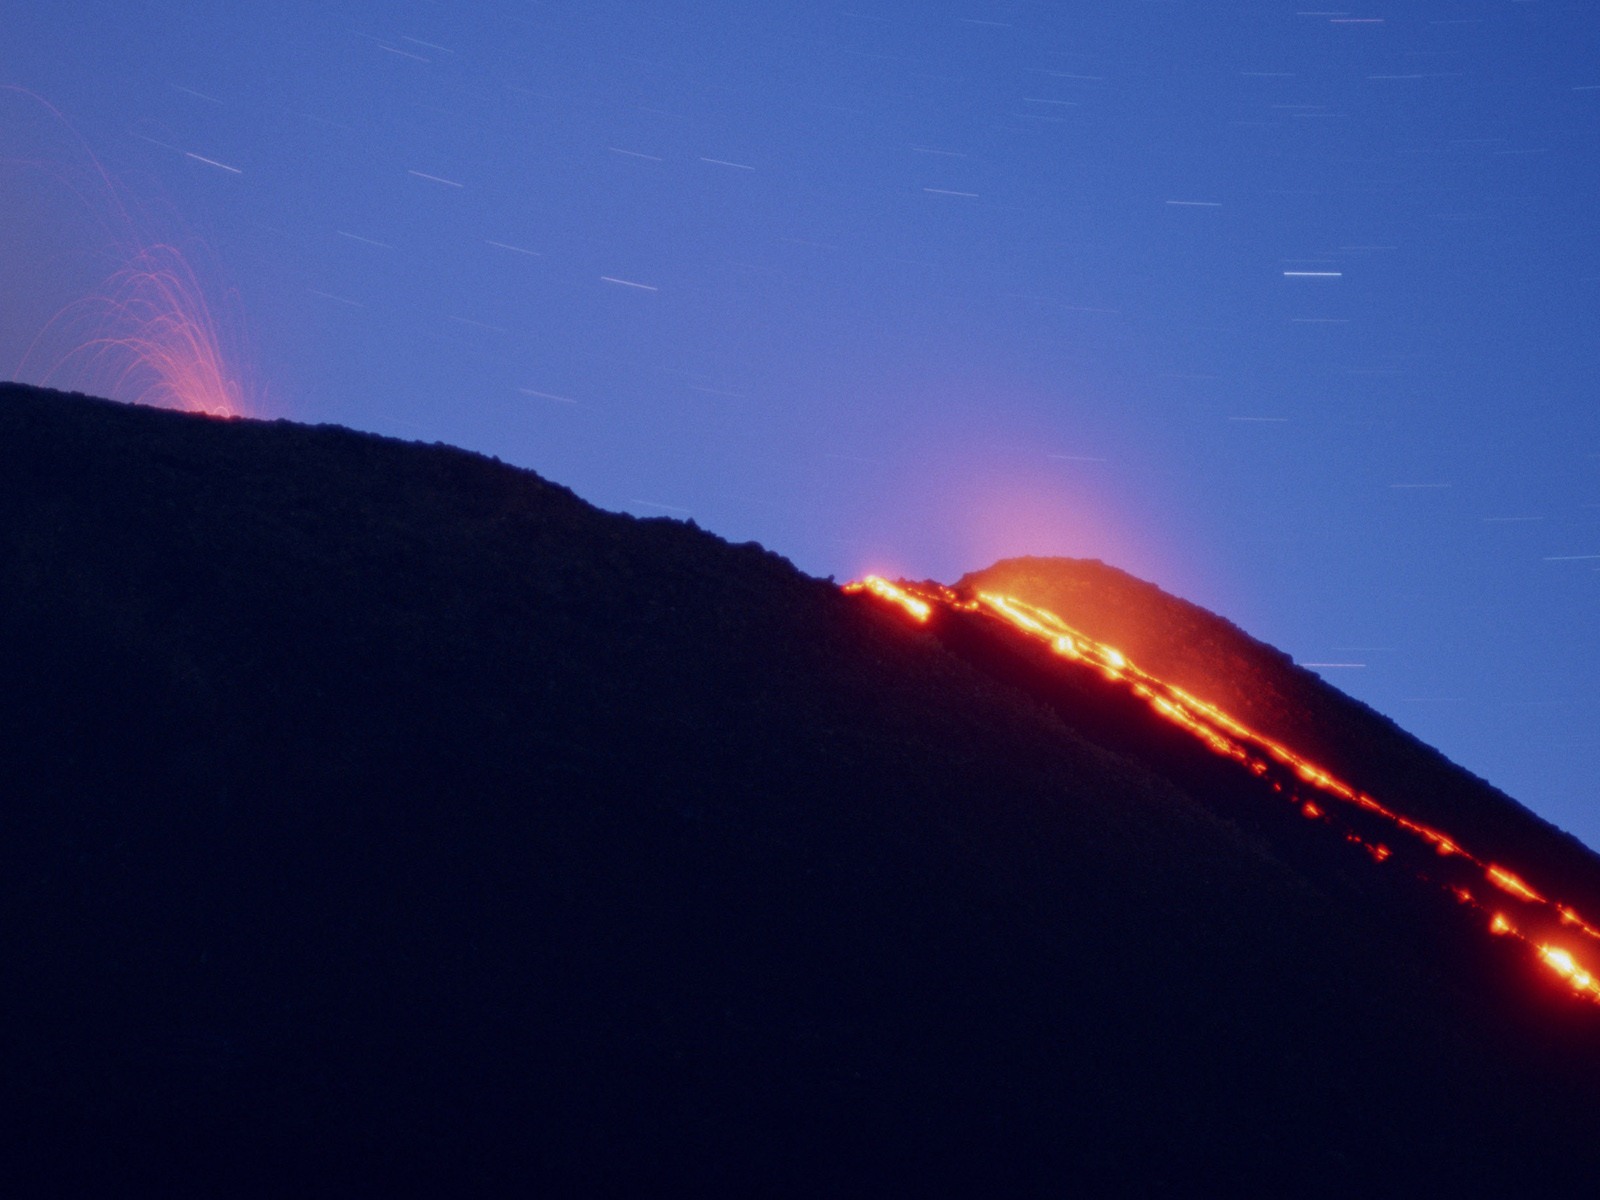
841 577 932 623
847 575 1600 1004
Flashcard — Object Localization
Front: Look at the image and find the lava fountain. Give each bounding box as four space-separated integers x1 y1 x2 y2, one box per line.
3 86 251 417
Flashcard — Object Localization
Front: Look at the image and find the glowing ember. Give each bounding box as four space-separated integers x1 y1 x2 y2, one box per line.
845 576 1600 1005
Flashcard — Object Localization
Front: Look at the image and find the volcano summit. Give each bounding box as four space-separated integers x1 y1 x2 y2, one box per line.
3 382 1599 1195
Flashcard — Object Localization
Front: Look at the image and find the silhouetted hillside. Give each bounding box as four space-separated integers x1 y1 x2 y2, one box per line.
3 382 1599 1196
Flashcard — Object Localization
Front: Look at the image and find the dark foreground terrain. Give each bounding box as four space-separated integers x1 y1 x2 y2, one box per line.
3 382 1600 1195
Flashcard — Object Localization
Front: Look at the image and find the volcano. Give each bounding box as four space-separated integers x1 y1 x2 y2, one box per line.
4 381 1600 1195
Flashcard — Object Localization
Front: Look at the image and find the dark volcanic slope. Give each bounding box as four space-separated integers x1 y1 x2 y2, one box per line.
3 383 1600 1195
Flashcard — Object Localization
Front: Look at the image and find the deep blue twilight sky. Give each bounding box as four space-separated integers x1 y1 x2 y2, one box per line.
4 3 1597 844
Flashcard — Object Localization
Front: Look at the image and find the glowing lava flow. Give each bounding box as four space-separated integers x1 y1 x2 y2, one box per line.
846 575 1600 1004
842 576 931 623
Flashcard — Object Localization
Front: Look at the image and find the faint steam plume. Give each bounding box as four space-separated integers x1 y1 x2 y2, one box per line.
4 86 252 416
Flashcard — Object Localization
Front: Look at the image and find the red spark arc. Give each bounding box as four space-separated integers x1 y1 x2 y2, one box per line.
5 86 252 417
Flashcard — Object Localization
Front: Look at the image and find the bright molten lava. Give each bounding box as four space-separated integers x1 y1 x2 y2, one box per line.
846 575 1600 1005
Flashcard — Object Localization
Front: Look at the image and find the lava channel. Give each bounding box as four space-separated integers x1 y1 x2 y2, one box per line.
844 575 1600 1005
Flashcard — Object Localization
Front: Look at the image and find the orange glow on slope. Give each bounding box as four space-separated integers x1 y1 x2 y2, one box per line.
845 576 1600 1005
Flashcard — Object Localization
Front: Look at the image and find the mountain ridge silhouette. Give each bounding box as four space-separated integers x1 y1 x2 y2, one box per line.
3 381 1597 1194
